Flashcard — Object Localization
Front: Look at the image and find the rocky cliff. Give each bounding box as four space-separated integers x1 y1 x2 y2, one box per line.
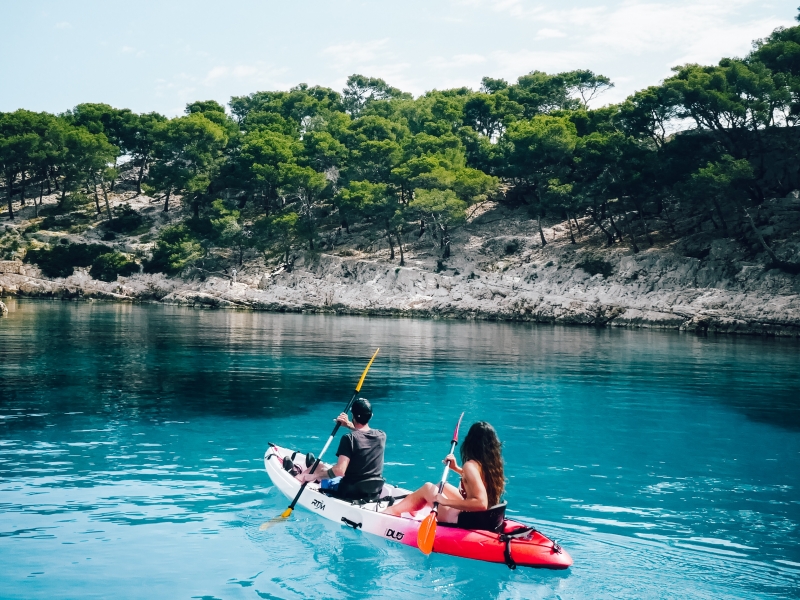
3 196 799 336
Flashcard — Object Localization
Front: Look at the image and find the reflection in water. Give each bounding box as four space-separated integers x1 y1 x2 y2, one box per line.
1 298 799 599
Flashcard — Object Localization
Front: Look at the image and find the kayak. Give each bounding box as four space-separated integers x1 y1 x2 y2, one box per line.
264 444 573 569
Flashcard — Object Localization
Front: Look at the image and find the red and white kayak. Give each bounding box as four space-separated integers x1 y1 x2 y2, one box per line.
264 444 572 569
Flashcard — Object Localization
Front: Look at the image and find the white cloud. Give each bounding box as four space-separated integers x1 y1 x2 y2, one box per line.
55 21 71 29
428 53 487 70
321 39 392 67
204 66 229 84
536 28 566 39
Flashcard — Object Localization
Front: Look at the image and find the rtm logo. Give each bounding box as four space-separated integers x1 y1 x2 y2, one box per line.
311 499 325 511
385 528 404 541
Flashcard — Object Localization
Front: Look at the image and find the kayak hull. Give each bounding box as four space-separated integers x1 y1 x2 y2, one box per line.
264 445 572 569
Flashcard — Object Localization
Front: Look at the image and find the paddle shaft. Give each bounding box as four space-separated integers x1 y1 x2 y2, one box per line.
284 349 379 514
286 391 357 511
431 438 459 515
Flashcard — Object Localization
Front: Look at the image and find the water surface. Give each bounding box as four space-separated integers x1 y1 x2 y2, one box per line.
1 299 799 599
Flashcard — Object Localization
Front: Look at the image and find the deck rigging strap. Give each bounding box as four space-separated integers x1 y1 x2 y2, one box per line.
341 517 362 529
498 526 537 570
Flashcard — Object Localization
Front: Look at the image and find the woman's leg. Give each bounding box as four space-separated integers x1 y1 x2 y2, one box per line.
296 461 329 482
383 481 462 518
437 482 462 524
383 482 437 516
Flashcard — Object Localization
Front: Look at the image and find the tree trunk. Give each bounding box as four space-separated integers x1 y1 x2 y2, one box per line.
387 231 395 260
163 189 170 212
110 157 118 192
638 210 653 246
628 221 640 253
442 224 451 259
712 198 728 235
743 206 781 264
36 180 43 217
20 171 26 206
137 158 147 195
6 175 14 220
573 215 583 237
396 233 405 266
100 178 112 221
418 219 425 238
609 214 623 242
93 182 102 215
566 213 576 244
537 214 547 246
589 210 614 246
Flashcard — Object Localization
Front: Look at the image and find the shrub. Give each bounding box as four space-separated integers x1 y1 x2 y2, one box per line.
25 243 111 278
143 225 203 274
101 231 117 241
90 252 139 282
0 232 23 260
61 193 93 212
576 257 614 278
504 239 520 255
106 205 147 234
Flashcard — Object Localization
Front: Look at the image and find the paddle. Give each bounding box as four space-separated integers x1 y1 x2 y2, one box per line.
417 411 465 555
260 348 380 531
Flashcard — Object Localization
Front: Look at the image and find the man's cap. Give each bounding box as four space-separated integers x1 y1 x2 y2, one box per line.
351 397 372 423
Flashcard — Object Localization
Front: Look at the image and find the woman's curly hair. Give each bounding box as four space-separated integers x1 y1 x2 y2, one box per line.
460 421 505 507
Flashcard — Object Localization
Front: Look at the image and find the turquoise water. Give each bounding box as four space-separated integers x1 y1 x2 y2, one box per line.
1 300 799 599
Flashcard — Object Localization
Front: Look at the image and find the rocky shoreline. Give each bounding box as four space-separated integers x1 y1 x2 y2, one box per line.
3 233 800 336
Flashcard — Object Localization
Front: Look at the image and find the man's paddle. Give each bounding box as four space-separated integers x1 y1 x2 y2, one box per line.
260 348 380 531
417 412 464 555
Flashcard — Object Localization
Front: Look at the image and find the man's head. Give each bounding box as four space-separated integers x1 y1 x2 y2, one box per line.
351 397 372 425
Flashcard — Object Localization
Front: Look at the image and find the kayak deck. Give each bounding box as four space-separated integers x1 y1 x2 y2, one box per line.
264 444 572 569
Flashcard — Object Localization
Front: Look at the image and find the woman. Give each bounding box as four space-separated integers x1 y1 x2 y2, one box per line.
383 421 504 523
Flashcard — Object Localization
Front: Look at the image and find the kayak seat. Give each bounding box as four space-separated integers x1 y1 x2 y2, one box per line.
325 476 386 503
441 502 507 532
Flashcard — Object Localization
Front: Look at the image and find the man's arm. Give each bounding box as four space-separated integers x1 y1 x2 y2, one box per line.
300 455 350 482
328 454 350 478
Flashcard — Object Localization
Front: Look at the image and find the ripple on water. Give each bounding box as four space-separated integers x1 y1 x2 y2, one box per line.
1 304 799 598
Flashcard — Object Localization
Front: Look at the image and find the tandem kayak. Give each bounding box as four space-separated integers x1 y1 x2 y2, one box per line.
264 444 573 569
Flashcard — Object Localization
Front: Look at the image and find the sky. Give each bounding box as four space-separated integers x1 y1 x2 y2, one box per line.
0 0 797 117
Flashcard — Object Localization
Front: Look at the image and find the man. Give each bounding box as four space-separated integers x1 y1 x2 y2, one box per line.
298 398 386 500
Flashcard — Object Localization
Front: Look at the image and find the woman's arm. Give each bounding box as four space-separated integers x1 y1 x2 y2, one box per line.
443 453 463 476
436 461 488 512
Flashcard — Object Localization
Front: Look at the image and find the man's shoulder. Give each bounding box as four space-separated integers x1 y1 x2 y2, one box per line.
353 428 386 441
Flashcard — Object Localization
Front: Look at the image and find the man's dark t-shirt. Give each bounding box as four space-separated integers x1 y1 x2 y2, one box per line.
336 429 386 491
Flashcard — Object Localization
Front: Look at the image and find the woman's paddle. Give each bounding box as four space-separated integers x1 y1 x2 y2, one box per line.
260 348 380 531
417 412 464 555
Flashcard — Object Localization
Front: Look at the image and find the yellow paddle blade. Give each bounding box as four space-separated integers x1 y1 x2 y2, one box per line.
355 348 380 392
417 512 437 555
258 508 293 531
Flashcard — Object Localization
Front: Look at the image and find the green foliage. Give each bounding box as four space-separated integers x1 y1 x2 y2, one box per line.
576 257 614 278
252 210 299 262
105 204 147 234
0 230 23 259
25 243 111 278
5 13 800 269
90 252 139 282
143 225 203 274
